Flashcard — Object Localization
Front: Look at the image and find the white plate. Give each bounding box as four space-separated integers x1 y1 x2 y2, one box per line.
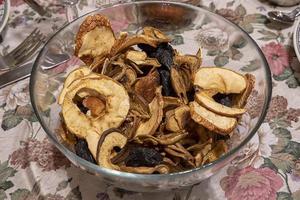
0 0 10 33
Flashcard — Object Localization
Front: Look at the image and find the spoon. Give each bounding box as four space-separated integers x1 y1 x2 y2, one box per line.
268 7 300 24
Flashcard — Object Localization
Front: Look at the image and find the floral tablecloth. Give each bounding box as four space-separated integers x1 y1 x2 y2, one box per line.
1 0 300 199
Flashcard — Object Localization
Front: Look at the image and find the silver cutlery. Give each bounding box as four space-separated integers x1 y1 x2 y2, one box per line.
0 52 71 88
0 62 33 88
0 28 46 71
24 0 47 16
268 7 300 24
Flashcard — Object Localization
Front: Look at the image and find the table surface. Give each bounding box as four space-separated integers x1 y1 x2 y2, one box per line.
1 0 300 199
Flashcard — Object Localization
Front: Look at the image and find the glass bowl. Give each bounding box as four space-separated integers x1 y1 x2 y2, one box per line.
30 1 272 192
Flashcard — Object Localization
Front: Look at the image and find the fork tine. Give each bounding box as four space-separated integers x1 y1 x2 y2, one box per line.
10 31 43 58
12 39 42 59
14 40 44 65
10 32 44 59
7 28 39 56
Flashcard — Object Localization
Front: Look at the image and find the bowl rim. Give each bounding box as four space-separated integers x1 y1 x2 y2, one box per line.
30 1 272 181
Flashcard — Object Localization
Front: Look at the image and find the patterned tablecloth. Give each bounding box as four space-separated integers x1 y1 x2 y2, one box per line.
1 0 300 199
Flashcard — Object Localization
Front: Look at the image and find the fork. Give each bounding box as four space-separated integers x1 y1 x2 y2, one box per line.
0 28 46 71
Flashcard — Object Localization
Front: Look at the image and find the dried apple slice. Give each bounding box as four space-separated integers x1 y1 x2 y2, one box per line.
195 91 246 117
194 67 247 94
110 27 170 56
58 66 92 105
189 101 237 135
233 74 255 108
134 87 164 137
74 14 116 65
85 129 127 170
62 74 130 138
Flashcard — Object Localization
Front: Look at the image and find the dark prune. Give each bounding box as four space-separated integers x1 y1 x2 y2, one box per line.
213 133 230 141
75 138 97 164
187 87 195 102
158 69 173 96
125 147 163 167
213 93 233 107
138 43 156 55
150 43 174 70
138 43 174 70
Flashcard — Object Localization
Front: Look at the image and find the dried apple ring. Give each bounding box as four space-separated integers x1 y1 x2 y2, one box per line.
62 74 130 138
58 66 92 105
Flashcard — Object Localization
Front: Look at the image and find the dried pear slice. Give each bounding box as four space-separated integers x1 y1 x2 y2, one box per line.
58 66 92 105
194 67 247 94
134 70 160 103
125 50 161 67
120 164 169 174
135 87 164 137
174 54 199 73
110 35 157 56
171 67 188 104
135 132 188 145
110 27 170 56
126 50 147 61
74 14 115 65
163 96 183 110
195 91 246 117
86 130 127 170
233 74 255 108
174 105 190 130
165 110 180 132
62 74 130 138
166 105 190 132
132 58 161 67
142 26 170 42
189 101 237 135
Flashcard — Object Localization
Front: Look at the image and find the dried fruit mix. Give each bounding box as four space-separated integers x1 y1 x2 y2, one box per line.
57 14 255 174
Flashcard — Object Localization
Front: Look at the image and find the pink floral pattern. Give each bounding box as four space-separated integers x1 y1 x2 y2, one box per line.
262 42 289 76
9 138 71 171
220 167 283 200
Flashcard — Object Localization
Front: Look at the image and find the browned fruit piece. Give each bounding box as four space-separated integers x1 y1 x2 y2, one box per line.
134 70 160 103
74 14 115 65
82 96 106 117
171 67 188 104
165 105 190 132
135 87 164 137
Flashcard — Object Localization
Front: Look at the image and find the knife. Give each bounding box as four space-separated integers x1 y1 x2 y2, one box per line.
0 62 33 89
0 53 71 89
